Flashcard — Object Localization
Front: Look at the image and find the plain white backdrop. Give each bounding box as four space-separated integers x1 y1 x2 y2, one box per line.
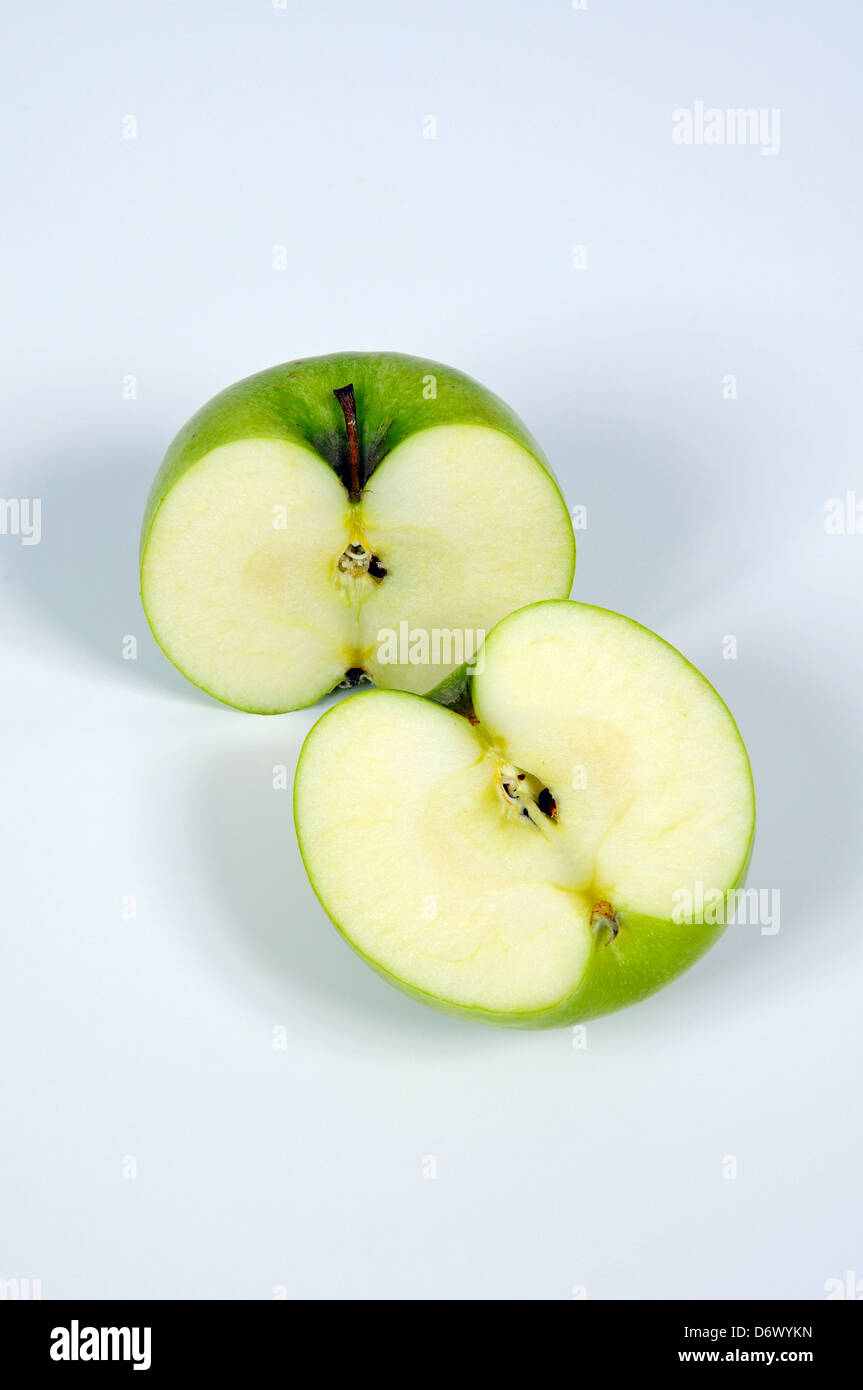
2 1 862 1299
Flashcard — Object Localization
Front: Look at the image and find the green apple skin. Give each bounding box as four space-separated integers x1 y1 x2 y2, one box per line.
302 898 753 1031
140 352 575 712
429 611 755 1028
295 712 754 1031
140 351 573 566
294 605 756 1029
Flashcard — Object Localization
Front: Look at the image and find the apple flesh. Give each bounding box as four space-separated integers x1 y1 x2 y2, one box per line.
294 601 755 1027
140 353 575 712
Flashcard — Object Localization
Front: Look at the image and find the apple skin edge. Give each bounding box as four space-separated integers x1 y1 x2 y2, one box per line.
139 352 575 712
294 693 754 1030
295 815 755 1031
296 607 756 1029
429 609 756 1027
424 661 476 721
139 351 572 563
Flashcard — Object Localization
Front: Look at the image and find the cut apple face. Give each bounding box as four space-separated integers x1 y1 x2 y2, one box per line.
294 601 756 1028
140 354 575 712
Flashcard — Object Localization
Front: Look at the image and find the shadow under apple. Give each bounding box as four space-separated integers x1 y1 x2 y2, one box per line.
191 725 504 1053
187 606 858 1048
617 634 863 1036
11 440 212 703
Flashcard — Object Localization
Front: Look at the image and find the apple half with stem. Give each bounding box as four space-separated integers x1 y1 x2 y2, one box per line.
294 601 756 1027
140 353 575 712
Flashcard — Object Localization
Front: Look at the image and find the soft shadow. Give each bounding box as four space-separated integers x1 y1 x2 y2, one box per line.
13 441 212 701
192 725 503 1053
190 630 855 1049
539 409 753 626
621 635 862 1034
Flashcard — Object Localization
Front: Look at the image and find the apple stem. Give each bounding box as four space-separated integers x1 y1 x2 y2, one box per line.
590 901 619 945
333 384 362 499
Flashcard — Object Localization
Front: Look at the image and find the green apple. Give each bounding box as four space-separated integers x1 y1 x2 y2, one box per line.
294 600 756 1028
140 353 575 712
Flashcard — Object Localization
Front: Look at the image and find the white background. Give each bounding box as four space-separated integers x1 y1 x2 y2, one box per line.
2 1 862 1299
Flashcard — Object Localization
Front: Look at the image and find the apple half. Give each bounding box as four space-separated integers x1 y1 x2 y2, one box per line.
140 353 575 712
294 601 756 1027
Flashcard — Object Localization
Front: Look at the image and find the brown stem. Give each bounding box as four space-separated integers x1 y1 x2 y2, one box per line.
333 383 361 499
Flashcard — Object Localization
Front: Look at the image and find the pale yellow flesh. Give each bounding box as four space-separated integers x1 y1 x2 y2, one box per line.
141 426 574 712
472 603 755 924
295 603 755 1015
